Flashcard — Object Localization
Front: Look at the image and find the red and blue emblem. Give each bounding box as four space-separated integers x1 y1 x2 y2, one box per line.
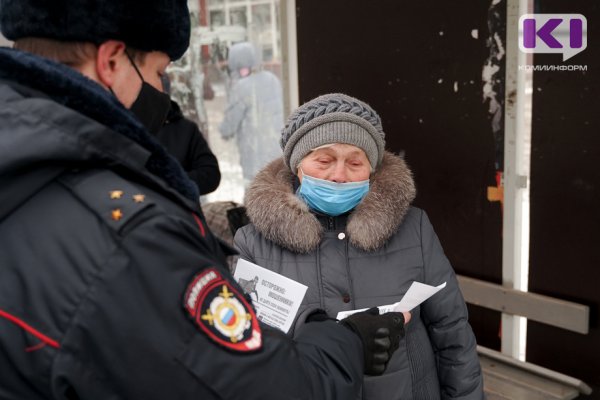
183 268 262 352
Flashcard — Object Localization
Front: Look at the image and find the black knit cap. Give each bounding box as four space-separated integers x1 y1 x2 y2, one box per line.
0 0 190 60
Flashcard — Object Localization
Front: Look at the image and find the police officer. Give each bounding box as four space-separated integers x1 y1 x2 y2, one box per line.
0 1 407 399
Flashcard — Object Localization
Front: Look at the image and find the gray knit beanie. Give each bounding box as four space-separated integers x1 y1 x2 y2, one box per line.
280 93 386 172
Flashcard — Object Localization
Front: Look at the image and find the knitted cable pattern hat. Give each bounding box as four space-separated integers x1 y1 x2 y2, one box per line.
0 0 190 60
280 93 386 172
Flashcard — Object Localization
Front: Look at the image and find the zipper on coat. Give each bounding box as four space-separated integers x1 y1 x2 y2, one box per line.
344 239 356 309
315 245 325 310
327 216 335 231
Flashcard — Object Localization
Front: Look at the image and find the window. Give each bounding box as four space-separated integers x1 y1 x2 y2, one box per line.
168 0 285 204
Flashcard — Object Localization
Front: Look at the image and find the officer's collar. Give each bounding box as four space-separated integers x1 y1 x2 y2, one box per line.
0 47 199 202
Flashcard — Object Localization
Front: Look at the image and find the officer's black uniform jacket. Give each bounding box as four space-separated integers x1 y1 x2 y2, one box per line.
0 48 363 400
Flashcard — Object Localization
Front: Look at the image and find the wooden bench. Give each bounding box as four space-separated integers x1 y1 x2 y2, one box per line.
457 275 593 399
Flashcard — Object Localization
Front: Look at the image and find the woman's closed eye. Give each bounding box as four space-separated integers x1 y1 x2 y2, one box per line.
316 158 333 165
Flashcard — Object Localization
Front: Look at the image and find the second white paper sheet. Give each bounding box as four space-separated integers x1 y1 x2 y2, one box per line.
336 281 447 320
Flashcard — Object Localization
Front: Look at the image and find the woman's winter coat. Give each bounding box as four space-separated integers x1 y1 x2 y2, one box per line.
235 152 484 400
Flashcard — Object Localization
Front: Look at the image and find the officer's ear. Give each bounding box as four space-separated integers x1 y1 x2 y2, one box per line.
95 40 139 108
95 40 128 89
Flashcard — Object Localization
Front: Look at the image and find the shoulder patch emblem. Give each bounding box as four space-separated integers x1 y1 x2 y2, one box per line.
184 268 262 352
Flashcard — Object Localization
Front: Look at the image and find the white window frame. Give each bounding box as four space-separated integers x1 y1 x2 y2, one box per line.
502 0 533 361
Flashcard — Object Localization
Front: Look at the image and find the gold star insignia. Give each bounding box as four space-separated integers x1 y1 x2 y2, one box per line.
111 209 123 221
110 190 124 199
132 194 145 203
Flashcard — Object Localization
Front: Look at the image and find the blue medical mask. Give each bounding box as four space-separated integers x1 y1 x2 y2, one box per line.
297 171 370 216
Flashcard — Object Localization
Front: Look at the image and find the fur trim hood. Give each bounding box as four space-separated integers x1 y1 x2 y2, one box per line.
244 151 416 253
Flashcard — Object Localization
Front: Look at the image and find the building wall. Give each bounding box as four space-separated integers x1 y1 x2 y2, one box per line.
527 0 600 395
296 0 503 350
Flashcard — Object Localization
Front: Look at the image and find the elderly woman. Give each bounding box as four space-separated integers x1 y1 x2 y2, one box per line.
234 93 484 399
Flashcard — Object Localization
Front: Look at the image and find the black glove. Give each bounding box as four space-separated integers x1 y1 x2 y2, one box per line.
339 307 405 375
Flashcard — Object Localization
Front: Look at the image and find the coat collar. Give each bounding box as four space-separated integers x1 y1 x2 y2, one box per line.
244 152 416 253
0 47 198 202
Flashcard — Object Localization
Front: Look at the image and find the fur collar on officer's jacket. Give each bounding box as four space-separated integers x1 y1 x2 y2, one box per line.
0 47 198 201
244 152 416 253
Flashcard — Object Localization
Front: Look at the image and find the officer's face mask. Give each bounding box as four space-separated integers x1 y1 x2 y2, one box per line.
125 51 171 135
297 170 370 217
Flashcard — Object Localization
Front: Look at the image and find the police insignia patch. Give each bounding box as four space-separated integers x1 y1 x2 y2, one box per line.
184 268 262 352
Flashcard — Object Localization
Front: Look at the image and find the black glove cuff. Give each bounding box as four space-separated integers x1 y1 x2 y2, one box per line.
305 309 335 323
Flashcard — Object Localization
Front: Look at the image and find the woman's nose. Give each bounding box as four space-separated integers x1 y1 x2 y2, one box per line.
330 163 349 183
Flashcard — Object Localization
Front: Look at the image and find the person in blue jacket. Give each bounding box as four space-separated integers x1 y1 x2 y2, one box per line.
219 42 284 186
